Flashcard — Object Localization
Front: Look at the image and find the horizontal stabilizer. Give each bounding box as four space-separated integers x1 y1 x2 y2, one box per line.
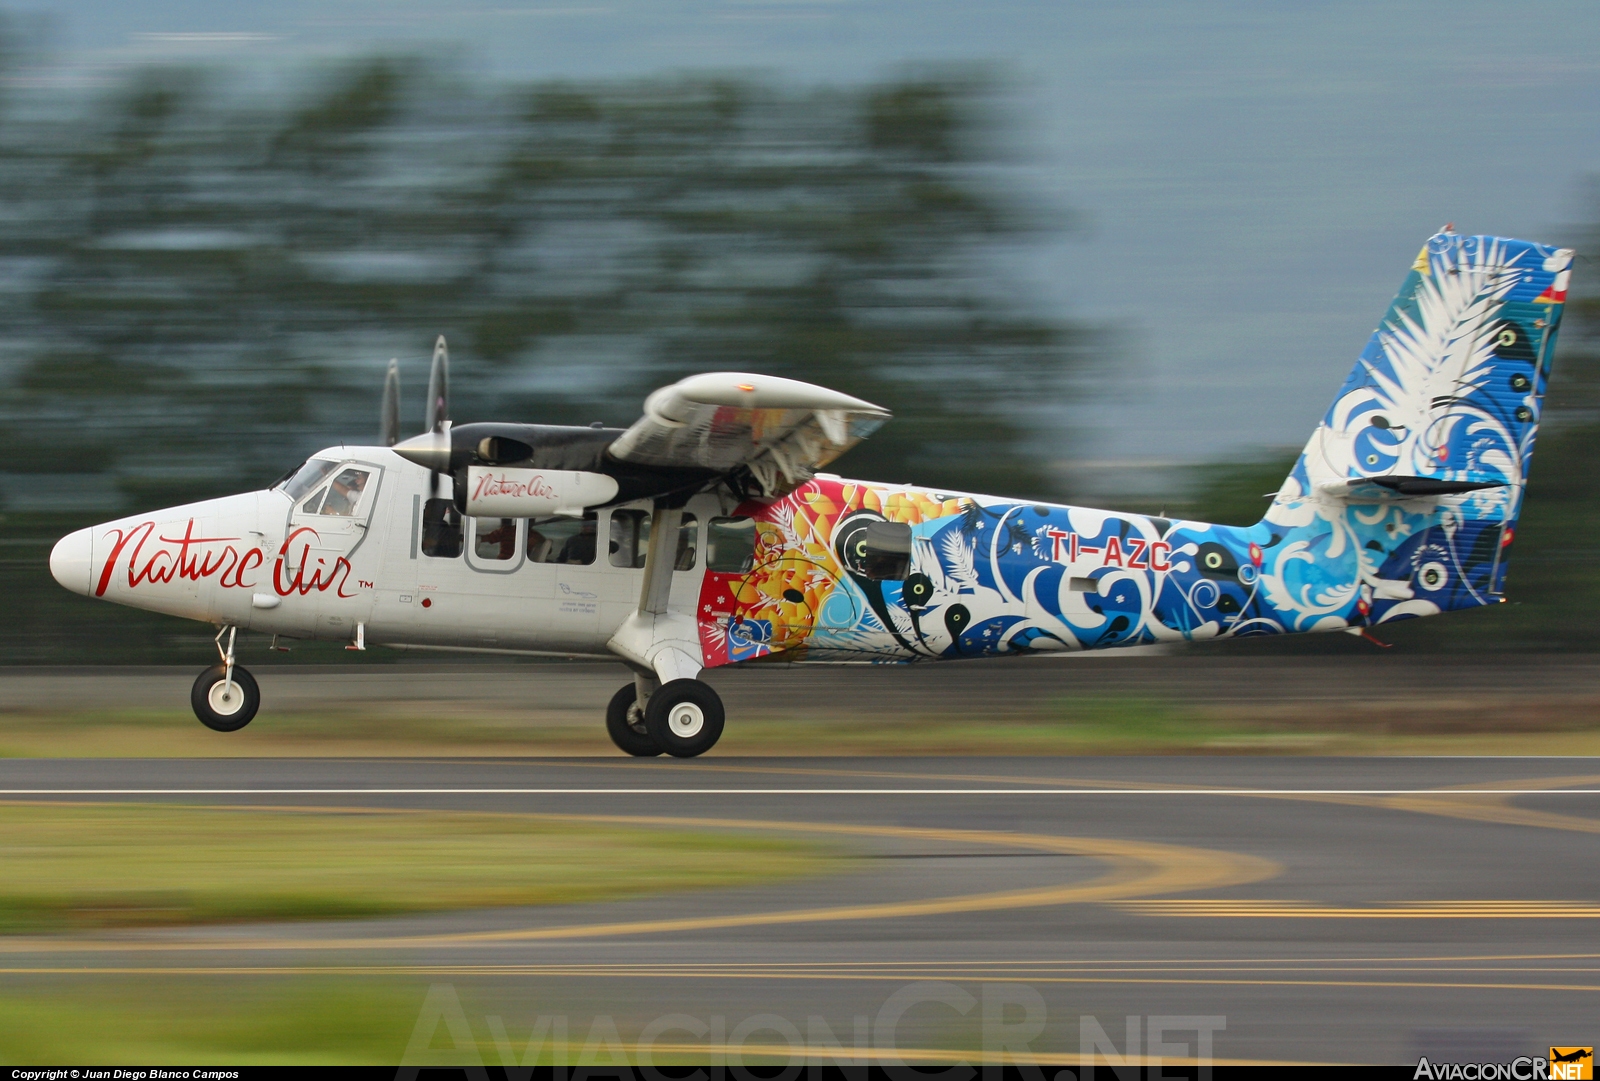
1317 475 1507 500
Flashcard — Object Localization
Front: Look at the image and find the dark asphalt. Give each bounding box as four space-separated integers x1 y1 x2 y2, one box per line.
3 755 1598 1065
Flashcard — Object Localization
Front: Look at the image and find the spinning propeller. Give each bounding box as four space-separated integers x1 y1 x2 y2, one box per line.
423 336 450 496
389 337 454 494
379 358 401 447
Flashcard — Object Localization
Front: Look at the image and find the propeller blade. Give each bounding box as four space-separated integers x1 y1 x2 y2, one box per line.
380 358 401 447
425 335 450 434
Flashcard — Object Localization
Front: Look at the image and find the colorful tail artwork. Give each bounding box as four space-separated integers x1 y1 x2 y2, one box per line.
696 231 1574 665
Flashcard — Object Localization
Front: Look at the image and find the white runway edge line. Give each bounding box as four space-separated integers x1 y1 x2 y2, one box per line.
2 788 1599 796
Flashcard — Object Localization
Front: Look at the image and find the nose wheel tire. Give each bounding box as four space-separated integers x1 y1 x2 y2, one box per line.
191 664 260 732
605 683 663 757
644 679 725 758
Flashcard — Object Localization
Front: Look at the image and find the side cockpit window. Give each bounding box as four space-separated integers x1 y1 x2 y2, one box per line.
317 468 372 516
280 459 340 503
295 467 373 517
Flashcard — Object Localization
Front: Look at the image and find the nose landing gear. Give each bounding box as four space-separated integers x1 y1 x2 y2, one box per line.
192 626 260 732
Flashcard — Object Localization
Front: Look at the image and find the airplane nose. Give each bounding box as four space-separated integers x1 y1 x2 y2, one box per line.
49 527 94 597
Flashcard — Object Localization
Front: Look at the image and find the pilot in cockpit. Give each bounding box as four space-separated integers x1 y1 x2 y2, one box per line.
320 470 368 516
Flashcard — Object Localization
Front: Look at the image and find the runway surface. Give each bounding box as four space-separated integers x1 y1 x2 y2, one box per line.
4 755 1598 1065
10 655 1600 718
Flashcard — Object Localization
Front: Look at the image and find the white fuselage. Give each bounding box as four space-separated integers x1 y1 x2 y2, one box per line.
49 447 718 657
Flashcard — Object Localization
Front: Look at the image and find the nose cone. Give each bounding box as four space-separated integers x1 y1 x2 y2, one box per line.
50 527 94 597
392 428 453 472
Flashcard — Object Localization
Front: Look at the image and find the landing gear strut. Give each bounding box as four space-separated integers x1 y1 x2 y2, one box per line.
192 626 260 732
604 677 725 758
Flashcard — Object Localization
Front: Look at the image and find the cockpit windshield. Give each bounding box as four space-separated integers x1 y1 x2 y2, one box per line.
279 459 341 503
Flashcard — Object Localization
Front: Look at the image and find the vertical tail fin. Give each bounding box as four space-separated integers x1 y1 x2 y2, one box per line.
1271 230 1572 610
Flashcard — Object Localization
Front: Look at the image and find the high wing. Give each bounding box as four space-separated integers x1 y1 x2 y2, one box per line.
393 369 890 510
606 372 890 498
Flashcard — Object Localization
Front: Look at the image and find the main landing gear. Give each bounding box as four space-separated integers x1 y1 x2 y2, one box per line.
192 626 260 732
605 678 725 758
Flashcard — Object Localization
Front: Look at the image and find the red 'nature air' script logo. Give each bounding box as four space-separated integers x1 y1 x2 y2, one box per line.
96 520 354 599
274 526 355 598
96 520 262 597
472 472 556 501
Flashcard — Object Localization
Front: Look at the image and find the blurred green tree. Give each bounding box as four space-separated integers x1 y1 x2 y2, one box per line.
0 59 1090 661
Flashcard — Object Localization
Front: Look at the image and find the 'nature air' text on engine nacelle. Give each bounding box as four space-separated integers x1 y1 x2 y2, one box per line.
463 467 619 518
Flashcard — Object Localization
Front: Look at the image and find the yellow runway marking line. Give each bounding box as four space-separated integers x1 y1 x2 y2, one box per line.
0 812 1279 954
1371 793 1600 835
1 965 1593 994
526 1044 1332 1068
1430 773 1600 792
1117 899 1600 918
6 962 1600 976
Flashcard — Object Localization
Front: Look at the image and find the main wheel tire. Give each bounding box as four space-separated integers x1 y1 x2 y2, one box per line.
643 679 725 758
191 664 260 732
605 683 663 757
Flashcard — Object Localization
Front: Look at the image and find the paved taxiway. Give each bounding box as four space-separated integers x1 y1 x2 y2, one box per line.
3 756 1597 1065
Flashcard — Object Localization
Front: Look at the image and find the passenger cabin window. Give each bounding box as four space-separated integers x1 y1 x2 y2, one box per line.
526 514 597 565
707 516 756 573
421 498 463 558
610 509 651 569
856 521 912 580
474 517 517 561
280 459 340 503
674 514 698 571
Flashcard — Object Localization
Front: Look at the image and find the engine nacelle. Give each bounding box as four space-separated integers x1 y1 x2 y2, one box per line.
463 467 618 518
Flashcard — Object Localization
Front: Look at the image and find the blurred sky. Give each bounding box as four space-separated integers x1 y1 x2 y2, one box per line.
17 0 1600 465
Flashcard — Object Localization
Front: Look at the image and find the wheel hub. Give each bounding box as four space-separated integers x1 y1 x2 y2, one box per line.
667 701 705 738
208 680 245 716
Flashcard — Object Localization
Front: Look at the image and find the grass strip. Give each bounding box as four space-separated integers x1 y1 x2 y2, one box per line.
0 803 839 934
0 979 428 1065
0 978 981 1066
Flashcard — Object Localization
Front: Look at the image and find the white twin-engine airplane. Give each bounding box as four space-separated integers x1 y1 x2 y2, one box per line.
49 231 1571 757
